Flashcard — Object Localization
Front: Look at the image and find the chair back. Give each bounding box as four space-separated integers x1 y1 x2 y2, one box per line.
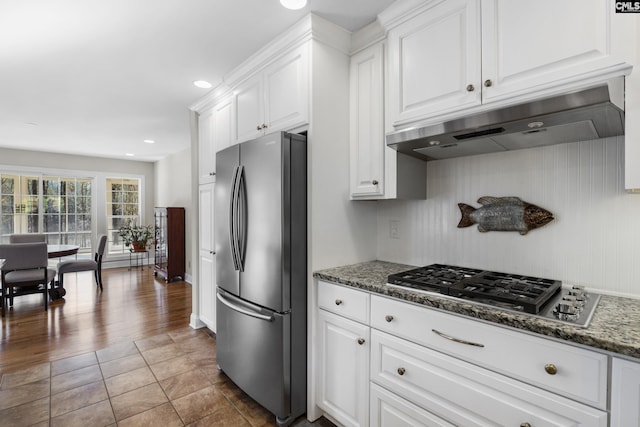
96 234 108 256
9 234 46 243
0 243 48 270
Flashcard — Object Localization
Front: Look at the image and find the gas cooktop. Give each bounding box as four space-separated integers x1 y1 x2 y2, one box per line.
387 264 600 328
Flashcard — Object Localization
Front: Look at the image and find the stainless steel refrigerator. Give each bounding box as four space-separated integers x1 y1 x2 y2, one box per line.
215 131 306 426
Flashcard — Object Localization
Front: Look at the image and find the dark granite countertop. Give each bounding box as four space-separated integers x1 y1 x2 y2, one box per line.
313 260 640 360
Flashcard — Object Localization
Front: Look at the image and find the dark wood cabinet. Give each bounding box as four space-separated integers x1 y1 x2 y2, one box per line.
154 207 185 283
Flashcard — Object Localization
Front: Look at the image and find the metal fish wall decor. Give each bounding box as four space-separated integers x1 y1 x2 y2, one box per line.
457 196 554 235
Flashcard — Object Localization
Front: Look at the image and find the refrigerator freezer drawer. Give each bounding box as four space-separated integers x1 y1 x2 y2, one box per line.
216 289 291 419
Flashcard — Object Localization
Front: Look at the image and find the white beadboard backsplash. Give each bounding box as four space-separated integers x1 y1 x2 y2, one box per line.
377 136 640 297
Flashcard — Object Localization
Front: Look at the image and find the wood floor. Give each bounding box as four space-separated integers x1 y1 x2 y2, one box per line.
0 266 192 376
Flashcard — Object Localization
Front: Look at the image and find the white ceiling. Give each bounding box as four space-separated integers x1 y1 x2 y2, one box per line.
0 0 396 162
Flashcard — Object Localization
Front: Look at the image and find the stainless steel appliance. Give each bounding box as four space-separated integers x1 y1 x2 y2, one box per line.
386 77 625 161
215 132 306 426
388 264 601 328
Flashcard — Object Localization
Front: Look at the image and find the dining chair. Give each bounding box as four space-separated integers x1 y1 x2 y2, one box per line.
57 234 108 290
9 234 46 243
0 242 56 316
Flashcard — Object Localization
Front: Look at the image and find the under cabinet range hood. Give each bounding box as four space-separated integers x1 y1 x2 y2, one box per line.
386 78 625 161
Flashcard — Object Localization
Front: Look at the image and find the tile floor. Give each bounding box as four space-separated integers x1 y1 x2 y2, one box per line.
0 327 334 427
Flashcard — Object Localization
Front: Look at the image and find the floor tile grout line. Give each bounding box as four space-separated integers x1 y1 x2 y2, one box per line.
2 330 222 426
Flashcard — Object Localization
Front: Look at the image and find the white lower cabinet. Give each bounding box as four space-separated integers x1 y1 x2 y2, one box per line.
371 330 607 427
317 309 370 427
611 357 640 427
315 281 620 427
198 183 216 331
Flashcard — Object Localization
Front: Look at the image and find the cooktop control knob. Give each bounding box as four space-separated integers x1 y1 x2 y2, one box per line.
561 295 584 310
553 302 580 321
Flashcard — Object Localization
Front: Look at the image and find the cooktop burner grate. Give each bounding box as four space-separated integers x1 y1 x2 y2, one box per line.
388 264 561 314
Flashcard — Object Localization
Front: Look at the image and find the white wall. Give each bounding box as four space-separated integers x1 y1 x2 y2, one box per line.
377 136 640 297
308 39 378 273
154 147 193 279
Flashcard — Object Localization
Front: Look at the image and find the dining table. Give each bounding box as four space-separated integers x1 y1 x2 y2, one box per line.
47 244 80 259
47 244 80 299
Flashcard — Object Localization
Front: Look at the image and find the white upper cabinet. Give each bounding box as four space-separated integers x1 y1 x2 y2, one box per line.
234 44 309 144
386 0 481 127
234 75 264 143
198 107 215 185
349 39 427 200
350 43 385 198
481 0 629 103
384 0 632 130
212 95 234 154
198 95 235 185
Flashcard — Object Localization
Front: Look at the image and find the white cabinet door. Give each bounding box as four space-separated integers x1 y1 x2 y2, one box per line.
317 309 370 427
386 0 481 127
198 183 216 331
611 357 640 427
350 43 385 198
481 0 627 103
234 75 264 143
198 108 216 184
234 44 309 144
213 95 234 152
263 44 309 134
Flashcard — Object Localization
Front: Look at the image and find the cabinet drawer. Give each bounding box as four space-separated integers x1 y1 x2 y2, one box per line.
371 295 608 409
370 383 455 427
371 330 607 427
318 281 369 323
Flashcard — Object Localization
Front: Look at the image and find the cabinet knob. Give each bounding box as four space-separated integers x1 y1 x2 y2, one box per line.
335 299 343 306
357 338 365 345
262 123 268 129
209 172 216 176
520 423 532 427
256 125 263 131
544 363 558 375
372 180 379 185
209 251 215 255
385 315 394 322
483 79 493 87
466 84 475 92
397 367 406 376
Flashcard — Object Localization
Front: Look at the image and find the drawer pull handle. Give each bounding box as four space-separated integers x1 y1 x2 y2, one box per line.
397 367 406 376
335 299 343 305
520 423 532 427
432 329 485 348
544 363 558 375
385 315 394 322
357 338 365 345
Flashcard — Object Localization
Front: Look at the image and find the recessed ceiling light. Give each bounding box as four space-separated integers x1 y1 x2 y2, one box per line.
280 0 306 10
125 153 134 157
193 80 212 89
144 139 155 144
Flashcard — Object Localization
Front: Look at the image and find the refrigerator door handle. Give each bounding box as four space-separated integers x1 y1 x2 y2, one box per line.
229 165 242 271
217 290 274 322
237 165 247 270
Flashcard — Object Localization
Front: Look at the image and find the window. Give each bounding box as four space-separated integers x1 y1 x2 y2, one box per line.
42 176 92 247
106 177 141 254
0 173 93 251
1 174 39 238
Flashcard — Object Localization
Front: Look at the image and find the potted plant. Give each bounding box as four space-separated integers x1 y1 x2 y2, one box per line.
118 220 154 252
